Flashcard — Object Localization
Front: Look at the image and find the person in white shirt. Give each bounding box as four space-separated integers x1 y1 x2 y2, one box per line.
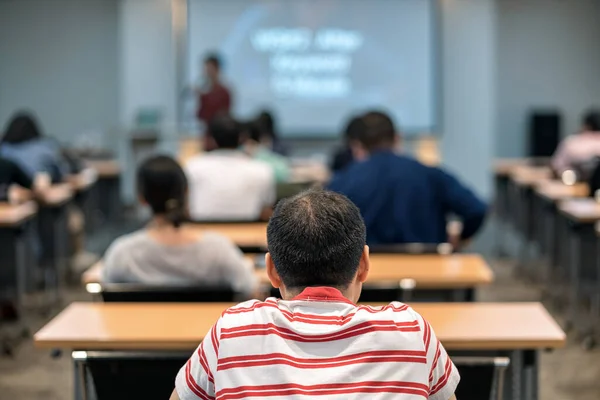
186 115 275 221
552 110 600 175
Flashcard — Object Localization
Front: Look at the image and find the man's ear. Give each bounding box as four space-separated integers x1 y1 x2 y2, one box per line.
356 245 370 283
265 253 282 289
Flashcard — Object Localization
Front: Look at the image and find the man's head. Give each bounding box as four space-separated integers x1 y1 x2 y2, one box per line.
208 114 240 150
353 110 399 154
582 110 600 132
266 189 369 302
203 53 222 82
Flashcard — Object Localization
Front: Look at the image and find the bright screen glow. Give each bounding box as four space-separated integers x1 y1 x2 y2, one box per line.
187 0 437 137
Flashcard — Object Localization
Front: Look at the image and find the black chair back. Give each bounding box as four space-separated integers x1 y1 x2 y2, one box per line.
369 243 453 254
453 356 510 400
100 283 237 303
75 351 188 400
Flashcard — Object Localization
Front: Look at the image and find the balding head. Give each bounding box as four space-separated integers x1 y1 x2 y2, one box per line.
266 189 366 289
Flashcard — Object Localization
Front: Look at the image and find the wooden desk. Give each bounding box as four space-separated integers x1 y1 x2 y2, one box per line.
255 253 493 288
84 160 120 179
510 165 552 187
0 201 37 228
535 181 588 202
493 157 550 177
84 254 492 302
35 302 564 351
35 302 564 400
558 198 600 223
189 223 267 250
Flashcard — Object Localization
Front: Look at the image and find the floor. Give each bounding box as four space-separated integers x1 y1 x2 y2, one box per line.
1 223 600 399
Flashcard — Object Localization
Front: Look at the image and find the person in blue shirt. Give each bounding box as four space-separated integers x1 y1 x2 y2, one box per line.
0 112 69 183
328 111 487 247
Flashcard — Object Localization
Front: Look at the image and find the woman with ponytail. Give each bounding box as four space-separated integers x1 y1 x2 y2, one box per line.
102 155 257 293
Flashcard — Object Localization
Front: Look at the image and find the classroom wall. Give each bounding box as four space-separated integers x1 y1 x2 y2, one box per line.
495 0 600 158
440 0 496 198
118 0 179 136
0 0 119 145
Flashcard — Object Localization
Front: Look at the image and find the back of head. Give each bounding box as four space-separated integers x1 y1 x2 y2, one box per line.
2 112 43 144
267 189 366 290
137 155 188 228
208 114 240 149
241 120 262 143
256 110 276 139
204 53 222 71
582 110 600 132
357 110 397 152
343 115 367 143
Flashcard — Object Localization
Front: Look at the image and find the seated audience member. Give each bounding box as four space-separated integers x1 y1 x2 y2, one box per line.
552 110 600 176
186 115 275 221
171 189 459 400
241 120 291 183
103 155 257 293
0 156 33 201
328 111 487 246
330 115 366 172
256 110 288 156
0 112 69 183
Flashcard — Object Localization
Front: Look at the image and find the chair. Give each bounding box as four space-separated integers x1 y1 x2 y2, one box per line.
98 283 238 303
453 356 510 400
73 351 188 400
369 242 453 255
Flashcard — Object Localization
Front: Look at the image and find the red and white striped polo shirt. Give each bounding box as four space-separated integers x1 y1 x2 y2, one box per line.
175 287 459 400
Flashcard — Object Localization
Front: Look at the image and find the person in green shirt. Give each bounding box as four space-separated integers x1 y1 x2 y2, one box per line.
241 120 291 183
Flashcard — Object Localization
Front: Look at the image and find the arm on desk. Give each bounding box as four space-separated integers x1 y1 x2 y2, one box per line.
437 168 487 244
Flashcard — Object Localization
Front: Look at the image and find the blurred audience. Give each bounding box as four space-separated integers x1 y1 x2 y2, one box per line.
256 110 288 156
186 114 275 221
551 110 600 177
328 110 487 247
241 119 290 183
0 156 33 202
0 112 68 183
103 155 257 292
330 115 366 172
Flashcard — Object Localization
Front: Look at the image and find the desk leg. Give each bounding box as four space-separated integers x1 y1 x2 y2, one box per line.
523 350 539 400
568 227 581 329
510 350 523 400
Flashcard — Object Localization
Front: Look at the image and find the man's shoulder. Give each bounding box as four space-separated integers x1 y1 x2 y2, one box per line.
219 298 279 322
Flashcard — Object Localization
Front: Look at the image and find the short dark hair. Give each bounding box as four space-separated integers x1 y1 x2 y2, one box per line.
582 110 600 132
209 114 240 149
204 53 222 70
2 112 43 144
256 110 277 139
343 115 366 142
267 189 366 289
137 155 188 228
357 110 397 151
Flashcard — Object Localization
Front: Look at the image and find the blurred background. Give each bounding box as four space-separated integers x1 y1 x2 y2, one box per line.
1 0 600 399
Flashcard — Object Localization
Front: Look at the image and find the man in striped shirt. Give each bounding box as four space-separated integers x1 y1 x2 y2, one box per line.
171 189 459 400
